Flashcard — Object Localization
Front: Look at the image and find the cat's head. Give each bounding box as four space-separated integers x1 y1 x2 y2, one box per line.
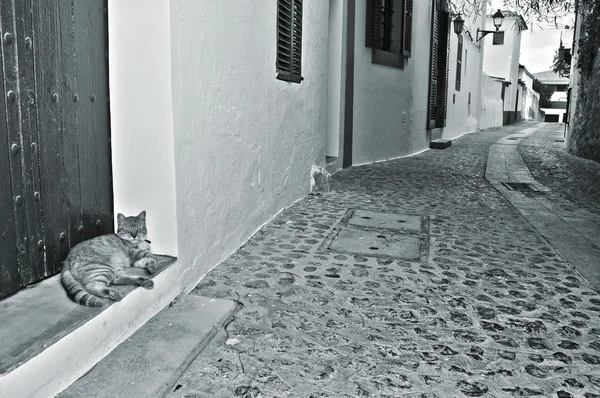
116 211 148 241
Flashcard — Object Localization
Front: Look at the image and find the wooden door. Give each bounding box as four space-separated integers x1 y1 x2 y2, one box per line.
427 0 450 130
0 0 113 299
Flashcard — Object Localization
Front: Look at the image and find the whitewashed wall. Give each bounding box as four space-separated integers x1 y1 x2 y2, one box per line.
351 0 432 165
108 0 178 256
479 73 504 129
169 0 330 289
482 15 523 114
444 10 486 140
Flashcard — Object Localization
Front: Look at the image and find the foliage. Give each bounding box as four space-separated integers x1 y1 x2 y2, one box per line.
577 1 600 77
552 50 571 77
531 78 554 107
452 0 598 75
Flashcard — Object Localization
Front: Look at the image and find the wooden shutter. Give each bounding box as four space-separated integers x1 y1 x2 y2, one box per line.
292 0 302 77
455 34 463 91
442 11 450 125
492 31 504 45
427 0 439 128
365 0 382 48
402 0 413 57
276 0 302 83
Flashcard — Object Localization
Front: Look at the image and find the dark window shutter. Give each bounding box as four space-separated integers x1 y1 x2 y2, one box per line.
443 12 450 124
428 1 439 126
492 31 504 45
365 0 382 49
292 0 302 76
276 0 302 83
402 0 413 57
455 34 463 91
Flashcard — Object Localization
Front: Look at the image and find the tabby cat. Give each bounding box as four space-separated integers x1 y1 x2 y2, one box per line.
61 211 157 307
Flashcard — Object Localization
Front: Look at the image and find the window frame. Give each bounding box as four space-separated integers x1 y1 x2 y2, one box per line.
365 0 413 69
492 31 504 45
276 0 303 84
455 34 463 91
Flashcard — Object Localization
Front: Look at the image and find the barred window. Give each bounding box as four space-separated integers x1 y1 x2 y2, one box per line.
365 0 413 68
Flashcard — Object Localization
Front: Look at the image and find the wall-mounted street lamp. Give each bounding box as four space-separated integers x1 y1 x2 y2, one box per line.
453 14 465 36
475 9 505 42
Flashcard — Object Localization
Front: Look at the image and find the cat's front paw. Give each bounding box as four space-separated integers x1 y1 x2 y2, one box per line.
145 258 158 274
140 277 154 289
108 289 123 302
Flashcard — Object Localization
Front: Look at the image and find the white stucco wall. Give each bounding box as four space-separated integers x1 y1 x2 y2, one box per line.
443 11 486 140
326 0 346 159
522 86 541 121
108 0 178 256
351 0 431 165
479 73 504 129
482 15 523 113
169 0 329 289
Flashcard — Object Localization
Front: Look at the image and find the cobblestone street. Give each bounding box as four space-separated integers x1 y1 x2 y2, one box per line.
169 123 600 397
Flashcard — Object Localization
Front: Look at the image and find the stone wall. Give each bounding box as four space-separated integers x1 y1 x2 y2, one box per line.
568 54 600 162
568 6 600 163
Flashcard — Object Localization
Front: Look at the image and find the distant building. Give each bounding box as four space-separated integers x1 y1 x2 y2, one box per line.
533 69 569 122
482 10 528 125
518 64 543 121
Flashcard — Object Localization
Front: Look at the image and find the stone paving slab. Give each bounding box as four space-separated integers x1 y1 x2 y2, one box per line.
59 295 237 398
168 123 600 397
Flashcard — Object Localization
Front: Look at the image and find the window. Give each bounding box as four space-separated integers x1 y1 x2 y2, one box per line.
455 34 463 91
492 31 504 45
276 0 303 83
365 0 413 68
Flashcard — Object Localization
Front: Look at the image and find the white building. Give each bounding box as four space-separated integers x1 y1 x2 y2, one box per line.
519 64 543 121
533 69 569 122
482 10 528 125
1 1 493 395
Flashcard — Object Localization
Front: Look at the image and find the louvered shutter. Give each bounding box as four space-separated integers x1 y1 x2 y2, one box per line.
276 0 302 83
442 12 450 125
455 34 463 91
292 0 302 77
366 0 382 49
428 1 439 128
402 0 413 57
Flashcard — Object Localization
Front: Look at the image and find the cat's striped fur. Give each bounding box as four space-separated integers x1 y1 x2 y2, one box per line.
61 211 157 307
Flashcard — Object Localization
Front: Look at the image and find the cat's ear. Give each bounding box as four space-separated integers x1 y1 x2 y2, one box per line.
117 213 125 223
137 210 146 221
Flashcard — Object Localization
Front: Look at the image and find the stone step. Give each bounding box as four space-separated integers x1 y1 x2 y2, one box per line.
58 295 236 398
430 139 452 149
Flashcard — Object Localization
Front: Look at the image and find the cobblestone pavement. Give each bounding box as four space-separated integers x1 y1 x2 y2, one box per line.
519 123 600 217
169 123 600 398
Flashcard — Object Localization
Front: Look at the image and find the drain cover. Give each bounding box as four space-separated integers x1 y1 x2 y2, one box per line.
501 182 539 192
347 210 425 232
328 227 424 260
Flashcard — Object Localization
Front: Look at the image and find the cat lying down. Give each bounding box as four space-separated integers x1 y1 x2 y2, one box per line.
61 211 157 307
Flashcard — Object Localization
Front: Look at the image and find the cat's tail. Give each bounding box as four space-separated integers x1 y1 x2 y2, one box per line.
61 269 104 307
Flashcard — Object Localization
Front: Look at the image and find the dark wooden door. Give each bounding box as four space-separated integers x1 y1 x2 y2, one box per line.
427 0 450 130
0 0 113 299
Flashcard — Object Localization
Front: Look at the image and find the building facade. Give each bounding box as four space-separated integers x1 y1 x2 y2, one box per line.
482 10 528 125
0 1 499 395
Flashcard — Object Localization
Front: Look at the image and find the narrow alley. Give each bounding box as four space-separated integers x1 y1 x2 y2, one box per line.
160 122 600 397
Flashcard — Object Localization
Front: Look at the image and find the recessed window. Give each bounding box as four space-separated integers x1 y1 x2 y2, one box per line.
276 0 303 83
455 34 463 91
492 31 504 45
365 0 413 68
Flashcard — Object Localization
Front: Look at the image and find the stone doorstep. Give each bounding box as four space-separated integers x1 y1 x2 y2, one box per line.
0 255 191 398
430 139 452 150
58 295 237 398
